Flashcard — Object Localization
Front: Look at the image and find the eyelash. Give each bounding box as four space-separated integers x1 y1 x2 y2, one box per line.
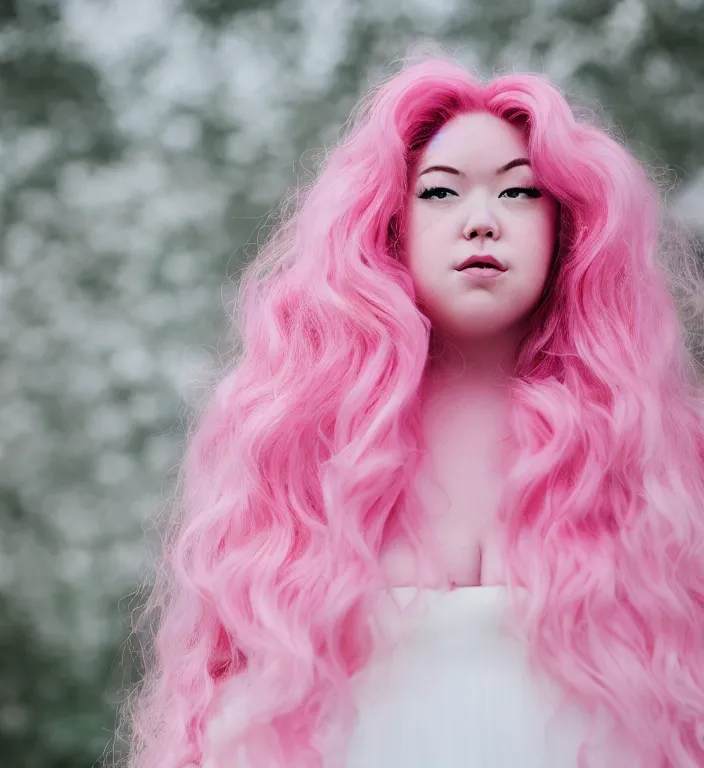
418 186 542 200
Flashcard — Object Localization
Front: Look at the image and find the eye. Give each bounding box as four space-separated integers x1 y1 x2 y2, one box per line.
499 186 542 199
418 186 458 200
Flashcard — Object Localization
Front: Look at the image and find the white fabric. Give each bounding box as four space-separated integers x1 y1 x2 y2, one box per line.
337 585 632 768
202 586 636 767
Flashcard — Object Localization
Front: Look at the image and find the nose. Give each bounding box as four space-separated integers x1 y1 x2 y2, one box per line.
462 199 500 242
463 223 496 241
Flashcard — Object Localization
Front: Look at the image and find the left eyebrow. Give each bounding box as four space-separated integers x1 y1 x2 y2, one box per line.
418 157 531 178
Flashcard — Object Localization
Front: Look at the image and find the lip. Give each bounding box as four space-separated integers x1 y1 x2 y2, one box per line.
457 266 505 281
456 254 507 272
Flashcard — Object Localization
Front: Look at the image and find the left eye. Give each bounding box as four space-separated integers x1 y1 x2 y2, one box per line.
500 187 541 199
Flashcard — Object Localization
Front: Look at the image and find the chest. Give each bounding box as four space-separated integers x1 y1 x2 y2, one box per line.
379 410 508 588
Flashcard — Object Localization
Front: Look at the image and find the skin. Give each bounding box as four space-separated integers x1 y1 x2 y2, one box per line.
384 111 560 587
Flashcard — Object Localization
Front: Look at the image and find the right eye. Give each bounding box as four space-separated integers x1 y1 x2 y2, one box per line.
418 186 458 200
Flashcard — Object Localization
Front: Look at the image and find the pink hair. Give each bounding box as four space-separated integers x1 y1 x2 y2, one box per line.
118 53 704 768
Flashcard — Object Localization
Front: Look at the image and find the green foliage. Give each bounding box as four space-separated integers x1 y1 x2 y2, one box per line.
188 0 281 25
0 592 117 768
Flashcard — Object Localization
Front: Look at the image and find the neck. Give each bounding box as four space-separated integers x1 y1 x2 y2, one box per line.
423 328 523 403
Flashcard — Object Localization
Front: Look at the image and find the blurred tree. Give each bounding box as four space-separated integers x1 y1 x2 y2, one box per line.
188 0 279 24
0 591 119 768
0 1 128 764
553 0 704 176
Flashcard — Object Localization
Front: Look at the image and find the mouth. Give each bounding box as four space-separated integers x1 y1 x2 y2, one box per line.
456 255 507 272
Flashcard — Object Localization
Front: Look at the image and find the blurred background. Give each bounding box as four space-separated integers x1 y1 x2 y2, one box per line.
1 0 702 766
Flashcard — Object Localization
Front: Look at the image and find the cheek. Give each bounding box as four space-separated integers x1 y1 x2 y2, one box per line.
404 212 435 270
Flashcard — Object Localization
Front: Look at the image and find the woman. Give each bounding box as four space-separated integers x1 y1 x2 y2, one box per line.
120 52 704 767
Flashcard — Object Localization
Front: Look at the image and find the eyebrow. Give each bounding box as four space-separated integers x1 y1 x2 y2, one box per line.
418 157 531 178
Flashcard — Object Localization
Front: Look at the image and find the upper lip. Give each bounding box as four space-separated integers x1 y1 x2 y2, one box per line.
455 254 507 272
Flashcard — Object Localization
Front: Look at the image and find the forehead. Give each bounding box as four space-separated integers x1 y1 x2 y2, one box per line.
420 112 528 168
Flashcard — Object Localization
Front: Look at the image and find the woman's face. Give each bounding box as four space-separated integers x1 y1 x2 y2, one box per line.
404 111 559 346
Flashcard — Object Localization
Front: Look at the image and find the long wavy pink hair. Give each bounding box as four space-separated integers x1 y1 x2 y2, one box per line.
118 54 704 768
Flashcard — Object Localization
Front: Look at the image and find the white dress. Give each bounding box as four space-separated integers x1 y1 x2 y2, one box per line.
202 586 637 768
339 585 635 768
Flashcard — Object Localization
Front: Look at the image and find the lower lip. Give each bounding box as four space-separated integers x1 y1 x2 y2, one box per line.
457 267 506 281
